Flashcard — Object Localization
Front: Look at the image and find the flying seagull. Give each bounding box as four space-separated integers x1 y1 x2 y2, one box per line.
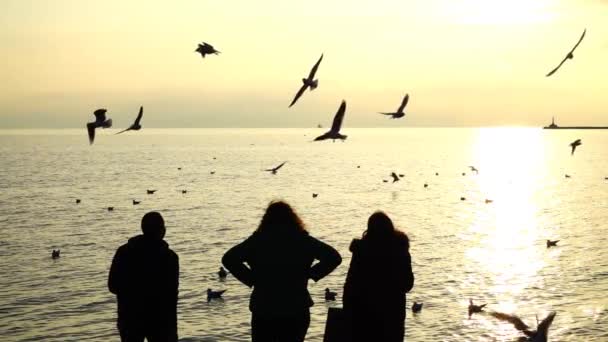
289 54 323 107
264 161 287 174
546 29 586 77
469 166 479 174
116 106 143 135
379 94 409 119
391 172 400 183
314 100 347 142
468 299 487 318
87 109 112 145
490 311 556 342
570 139 581 155
195 42 220 58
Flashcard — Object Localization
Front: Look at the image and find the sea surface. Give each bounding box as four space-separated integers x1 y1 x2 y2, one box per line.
1 128 607 341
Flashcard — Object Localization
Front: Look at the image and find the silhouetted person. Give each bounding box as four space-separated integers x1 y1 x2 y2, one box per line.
222 200 342 342
343 211 414 342
108 211 179 342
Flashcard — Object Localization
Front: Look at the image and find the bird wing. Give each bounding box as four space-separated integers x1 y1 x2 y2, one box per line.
379 112 396 116
536 312 556 335
274 161 287 171
115 127 131 135
571 145 576 155
308 54 323 79
289 84 308 107
86 122 96 144
546 58 568 77
397 94 409 113
490 312 530 332
134 106 143 125
314 133 329 141
93 109 107 122
391 172 398 179
330 100 347 133
569 29 586 54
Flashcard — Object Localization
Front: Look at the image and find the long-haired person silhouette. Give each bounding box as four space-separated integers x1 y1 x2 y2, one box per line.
222 200 342 342
343 211 414 342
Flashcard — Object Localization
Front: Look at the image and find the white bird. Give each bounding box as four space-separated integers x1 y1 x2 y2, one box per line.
490 311 556 342
207 288 226 302
264 161 287 174
115 106 144 134
379 94 409 119
314 101 347 142
86 109 112 145
546 29 586 77
289 54 323 107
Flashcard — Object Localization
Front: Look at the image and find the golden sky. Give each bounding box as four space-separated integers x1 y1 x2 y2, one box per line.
1 0 606 128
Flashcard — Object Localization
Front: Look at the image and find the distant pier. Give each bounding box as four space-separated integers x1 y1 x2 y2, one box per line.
543 117 608 130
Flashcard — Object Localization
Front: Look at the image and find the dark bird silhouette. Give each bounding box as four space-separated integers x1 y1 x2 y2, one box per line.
195 42 220 58
115 106 143 135
210 171 216 175
391 172 400 183
207 288 226 302
379 94 409 119
490 311 556 342
564 174 571 179
177 167 182 170
546 239 559 248
435 172 439 176
147 190 157 195
314 100 347 142
264 161 287 174
86 109 112 145
181 190 187 194
460 197 466 201
546 29 586 77
468 299 487 318
289 54 323 107
485 199 493 204
52 249 60 259
570 139 581 155
218 266 228 280
462 172 466 176
76 199 81 204
469 166 479 174
107 207 114 211
312 193 318 198
411 302 423 313
325 288 337 301
398 174 405 178
132 200 140 205
424 183 428 188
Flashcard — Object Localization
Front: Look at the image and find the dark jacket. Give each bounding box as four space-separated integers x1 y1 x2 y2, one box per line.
108 235 179 332
343 234 414 342
222 231 341 316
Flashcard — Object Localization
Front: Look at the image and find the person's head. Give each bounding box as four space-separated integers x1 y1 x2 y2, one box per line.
256 200 307 235
141 211 166 240
363 211 409 247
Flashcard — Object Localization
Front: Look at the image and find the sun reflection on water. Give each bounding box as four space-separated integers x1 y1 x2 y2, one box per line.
467 128 548 306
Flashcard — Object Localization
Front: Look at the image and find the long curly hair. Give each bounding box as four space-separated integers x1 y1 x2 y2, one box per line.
256 200 307 235
363 211 409 249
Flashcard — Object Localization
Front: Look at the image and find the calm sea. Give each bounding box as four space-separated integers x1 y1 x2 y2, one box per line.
0 128 607 341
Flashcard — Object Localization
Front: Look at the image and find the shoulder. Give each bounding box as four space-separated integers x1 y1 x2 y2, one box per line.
349 238 362 253
394 231 410 250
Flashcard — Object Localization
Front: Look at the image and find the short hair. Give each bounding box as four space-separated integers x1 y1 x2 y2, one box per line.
141 211 165 236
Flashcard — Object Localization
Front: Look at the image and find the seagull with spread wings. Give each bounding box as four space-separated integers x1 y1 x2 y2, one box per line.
86 109 112 145
314 100 347 142
116 106 143 134
379 94 409 119
546 29 586 77
195 42 220 58
289 54 323 107
490 311 556 342
570 139 581 155
264 161 287 174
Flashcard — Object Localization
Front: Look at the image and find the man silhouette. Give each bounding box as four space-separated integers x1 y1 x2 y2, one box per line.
109 211 179 342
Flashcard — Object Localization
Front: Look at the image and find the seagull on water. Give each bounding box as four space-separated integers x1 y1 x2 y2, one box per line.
312 193 318 198
115 106 143 135
325 288 337 301
546 239 559 248
265 161 287 175
391 172 400 183
195 42 220 58
76 199 81 204
289 54 323 107
570 139 581 155
207 288 226 302
52 249 60 259
107 207 114 211
546 29 586 77
218 266 228 279
412 302 423 313
490 311 556 342
314 100 347 142
132 200 140 205
87 109 112 145
379 94 409 119
468 299 487 318
469 166 479 174
147 190 157 195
